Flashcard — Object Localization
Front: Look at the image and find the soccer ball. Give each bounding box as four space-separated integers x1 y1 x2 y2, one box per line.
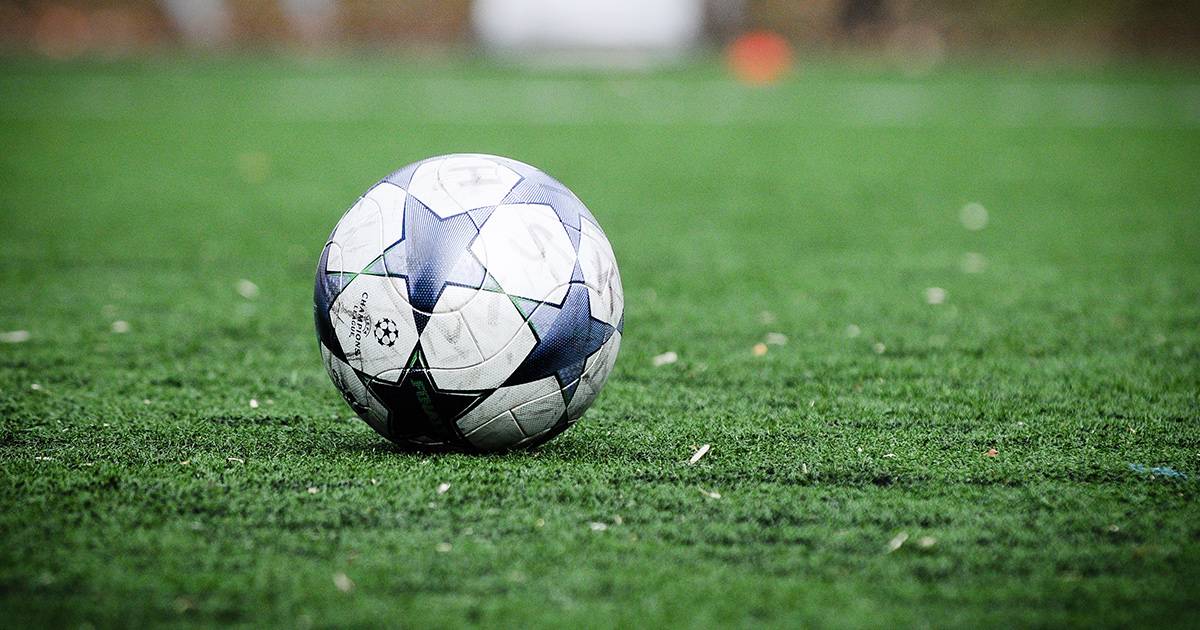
314 154 623 451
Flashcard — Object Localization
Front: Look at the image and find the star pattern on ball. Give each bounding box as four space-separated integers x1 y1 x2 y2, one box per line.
316 154 623 452
366 349 487 443
505 281 616 404
376 194 489 333
499 176 598 252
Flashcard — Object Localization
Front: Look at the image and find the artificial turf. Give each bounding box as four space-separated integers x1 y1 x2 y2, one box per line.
0 56 1197 627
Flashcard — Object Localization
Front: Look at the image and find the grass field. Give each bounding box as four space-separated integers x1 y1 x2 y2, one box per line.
1 56 1198 627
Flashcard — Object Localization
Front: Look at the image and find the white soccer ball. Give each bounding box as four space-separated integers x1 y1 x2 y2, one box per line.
314 154 623 451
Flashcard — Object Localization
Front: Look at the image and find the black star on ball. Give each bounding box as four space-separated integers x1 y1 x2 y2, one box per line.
374 318 399 347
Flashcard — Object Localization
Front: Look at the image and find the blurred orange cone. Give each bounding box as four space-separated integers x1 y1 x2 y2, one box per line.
726 30 793 85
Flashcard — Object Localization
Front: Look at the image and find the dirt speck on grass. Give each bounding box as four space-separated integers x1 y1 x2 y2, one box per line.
0 330 31 343
652 351 678 367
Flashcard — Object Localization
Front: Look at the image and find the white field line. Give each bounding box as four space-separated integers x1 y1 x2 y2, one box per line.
1 75 1197 128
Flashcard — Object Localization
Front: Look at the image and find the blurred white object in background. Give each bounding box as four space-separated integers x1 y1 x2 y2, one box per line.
473 0 704 64
279 0 338 42
161 0 231 47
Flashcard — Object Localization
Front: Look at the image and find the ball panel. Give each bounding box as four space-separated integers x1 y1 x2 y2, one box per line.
420 311 485 370
499 175 599 236
330 274 419 380
567 330 621 421
471 204 575 304
462 410 526 451
364 182 407 248
367 368 487 443
327 190 395 274
406 155 521 219
389 193 489 314
510 385 568 437
501 282 615 391
320 343 389 435
455 375 560 435
430 255 488 313
380 156 428 190
314 241 348 360
577 218 624 327
427 318 536 391
485 154 546 179
456 286 534 360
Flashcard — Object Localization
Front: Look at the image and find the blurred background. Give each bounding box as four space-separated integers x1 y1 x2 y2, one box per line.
1 0 1198 64
1 4 1198 625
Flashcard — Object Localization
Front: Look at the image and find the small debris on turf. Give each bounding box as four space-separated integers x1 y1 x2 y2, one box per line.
1108 524 1120 532
961 252 986 273
917 536 937 548
688 444 711 465
765 332 788 346
34 456 53 461
1128 463 1187 479
249 399 259 409
883 453 895 458
535 518 545 528
142 399 151 405
589 522 608 532
613 515 623 525
960 202 989 231
110 320 130 333
332 572 354 593
872 342 886 354
227 457 244 464
887 532 909 553
752 343 768 356
30 383 42 391
924 287 947 305
436 542 452 553
845 324 861 338
652 351 678 367
370 478 379 485
236 279 260 299
307 486 319 494
985 448 999 457
700 488 721 499
180 460 190 466
437 482 451 494
0 330 31 343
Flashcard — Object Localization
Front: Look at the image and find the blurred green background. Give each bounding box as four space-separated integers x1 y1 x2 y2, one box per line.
1 1 1198 628
1 0 1199 59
